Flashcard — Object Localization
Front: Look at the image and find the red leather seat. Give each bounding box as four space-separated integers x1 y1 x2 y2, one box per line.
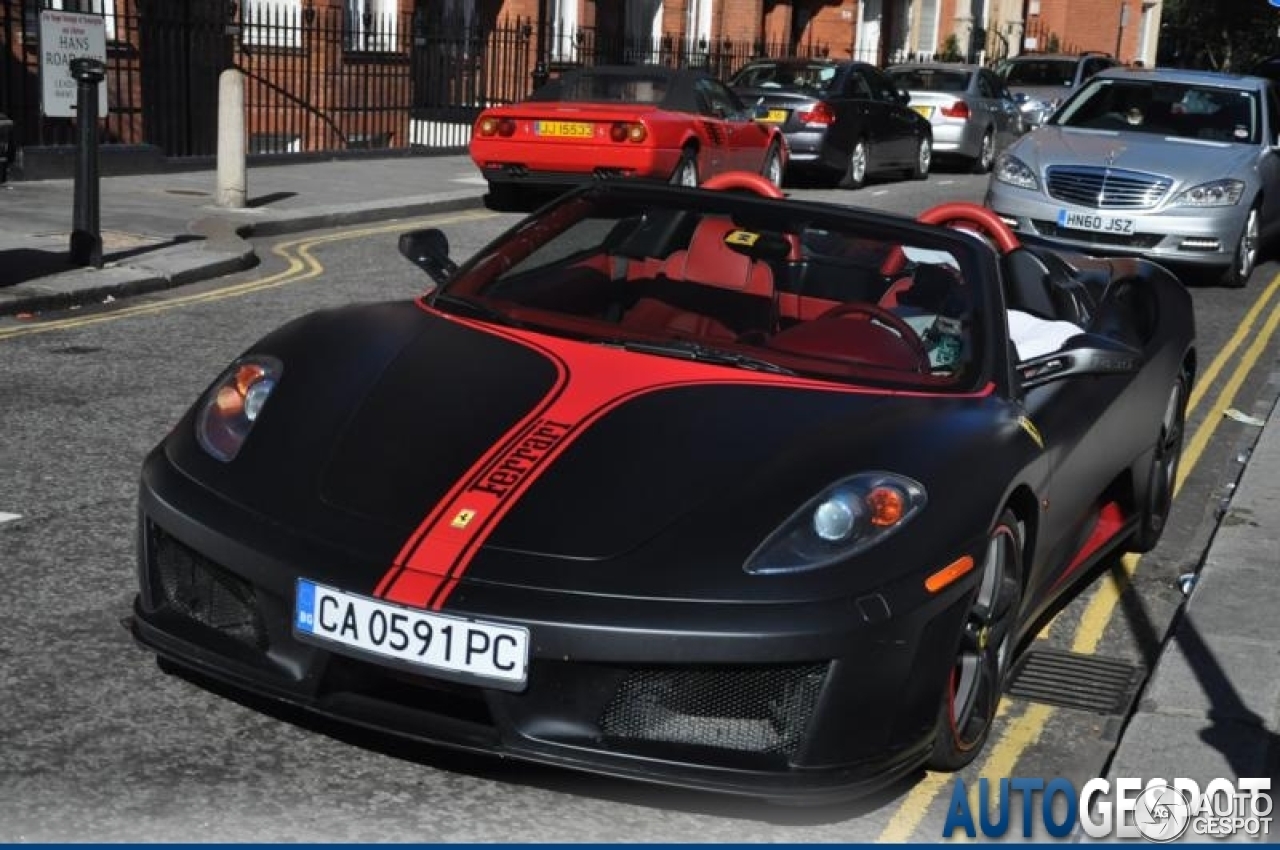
621 218 776 340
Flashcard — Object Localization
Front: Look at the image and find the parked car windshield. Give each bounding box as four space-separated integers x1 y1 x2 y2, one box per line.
437 187 987 392
729 62 839 93
1052 78 1258 143
1003 59 1079 87
887 68 971 93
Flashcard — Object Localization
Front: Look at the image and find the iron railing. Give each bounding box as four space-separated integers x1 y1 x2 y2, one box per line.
2 1 832 164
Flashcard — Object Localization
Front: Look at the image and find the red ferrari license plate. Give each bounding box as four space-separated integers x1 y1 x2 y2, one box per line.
535 121 593 138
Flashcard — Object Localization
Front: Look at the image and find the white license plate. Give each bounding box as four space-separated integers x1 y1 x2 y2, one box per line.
1057 209 1135 235
294 580 529 690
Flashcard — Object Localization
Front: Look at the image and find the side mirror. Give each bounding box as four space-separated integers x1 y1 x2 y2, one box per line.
398 228 458 288
897 89 911 104
1018 334 1141 390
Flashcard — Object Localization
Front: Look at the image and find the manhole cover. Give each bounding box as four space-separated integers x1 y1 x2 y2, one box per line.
165 188 211 197
1007 648 1145 714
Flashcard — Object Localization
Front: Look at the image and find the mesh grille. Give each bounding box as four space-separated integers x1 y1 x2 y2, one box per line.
599 663 828 758
1046 166 1172 209
152 527 267 649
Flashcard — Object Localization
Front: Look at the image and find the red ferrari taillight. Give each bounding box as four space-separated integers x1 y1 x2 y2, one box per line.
609 122 647 143
940 100 971 119
796 101 835 127
476 116 516 137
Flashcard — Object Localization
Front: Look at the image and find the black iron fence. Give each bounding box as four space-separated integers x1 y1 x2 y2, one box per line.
1 1 830 167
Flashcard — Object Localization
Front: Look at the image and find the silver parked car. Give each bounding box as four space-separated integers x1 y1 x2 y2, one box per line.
886 63 1025 173
997 52 1120 128
985 67 1280 287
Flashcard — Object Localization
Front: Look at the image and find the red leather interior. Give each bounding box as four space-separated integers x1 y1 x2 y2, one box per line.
621 218 776 340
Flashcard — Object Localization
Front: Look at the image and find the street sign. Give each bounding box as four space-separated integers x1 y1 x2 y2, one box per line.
39 10 108 119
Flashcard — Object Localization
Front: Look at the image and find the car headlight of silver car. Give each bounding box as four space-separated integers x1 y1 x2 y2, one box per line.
195 356 283 462
744 473 926 575
993 153 1040 190
1170 179 1245 208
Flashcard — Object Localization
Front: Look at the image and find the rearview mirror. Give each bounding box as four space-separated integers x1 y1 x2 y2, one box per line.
1018 334 1141 390
398 228 459 288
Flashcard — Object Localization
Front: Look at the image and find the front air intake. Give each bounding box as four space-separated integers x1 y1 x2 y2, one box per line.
599 663 828 759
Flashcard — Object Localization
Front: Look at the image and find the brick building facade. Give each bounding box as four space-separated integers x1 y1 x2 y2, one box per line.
3 0 1164 173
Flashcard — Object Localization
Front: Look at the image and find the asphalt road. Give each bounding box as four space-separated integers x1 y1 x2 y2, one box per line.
1 170 1278 841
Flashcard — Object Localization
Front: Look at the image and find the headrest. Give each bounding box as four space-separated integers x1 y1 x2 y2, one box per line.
665 218 775 297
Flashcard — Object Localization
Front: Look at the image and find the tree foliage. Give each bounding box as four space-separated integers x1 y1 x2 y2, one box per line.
1159 0 1280 71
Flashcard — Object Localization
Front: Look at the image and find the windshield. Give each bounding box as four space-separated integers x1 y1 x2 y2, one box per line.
1004 59 1078 87
729 62 839 93
887 68 971 93
436 188 988 391
1052 78 1258 143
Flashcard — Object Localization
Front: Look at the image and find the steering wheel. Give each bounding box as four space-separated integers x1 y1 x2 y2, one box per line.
917 202 1021 254
702 171 786 198
818 301 932 372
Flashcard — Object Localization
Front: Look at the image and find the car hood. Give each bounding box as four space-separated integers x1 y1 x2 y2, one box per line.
172 304 1008 603
318 312 906 560
1010 126 1257 189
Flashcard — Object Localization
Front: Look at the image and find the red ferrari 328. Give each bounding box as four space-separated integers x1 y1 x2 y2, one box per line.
469 64 788 204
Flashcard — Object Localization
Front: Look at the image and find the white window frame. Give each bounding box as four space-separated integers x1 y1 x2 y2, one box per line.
685 0 710 56
624 0 663 64
346 0 399 53
244 0 302 49
549 0 580 63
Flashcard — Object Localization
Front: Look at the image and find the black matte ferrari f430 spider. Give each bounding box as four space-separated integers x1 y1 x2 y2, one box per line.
131 172 1195 803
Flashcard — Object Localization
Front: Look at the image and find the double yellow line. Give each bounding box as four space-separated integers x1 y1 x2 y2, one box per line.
0 210 495 342
880 270 1280 842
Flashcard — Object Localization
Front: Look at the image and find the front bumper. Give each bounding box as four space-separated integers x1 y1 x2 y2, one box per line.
131 447 974 803
986 181 1248 271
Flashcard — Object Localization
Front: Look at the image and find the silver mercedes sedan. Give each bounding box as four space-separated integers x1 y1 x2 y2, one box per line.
985 67 1280 287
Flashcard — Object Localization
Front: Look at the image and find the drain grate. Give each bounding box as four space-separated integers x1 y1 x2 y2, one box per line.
1006 649 1145 715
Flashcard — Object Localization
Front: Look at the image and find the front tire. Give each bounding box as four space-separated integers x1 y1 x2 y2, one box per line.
1220 204 1259 288
839 139 870 189
928 509 1023 771
1129 372 1188 553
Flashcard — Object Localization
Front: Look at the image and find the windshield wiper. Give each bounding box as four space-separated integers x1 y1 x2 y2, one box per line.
610 339 795 375
430 293 523 327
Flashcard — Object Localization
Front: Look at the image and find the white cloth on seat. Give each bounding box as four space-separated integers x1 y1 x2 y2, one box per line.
1007 309 1083 361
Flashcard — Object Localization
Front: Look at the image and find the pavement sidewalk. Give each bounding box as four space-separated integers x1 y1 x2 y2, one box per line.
1 153 1276 831
0 153 486 315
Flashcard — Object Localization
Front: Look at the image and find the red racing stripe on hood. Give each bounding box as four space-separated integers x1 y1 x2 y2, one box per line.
376 312 994 610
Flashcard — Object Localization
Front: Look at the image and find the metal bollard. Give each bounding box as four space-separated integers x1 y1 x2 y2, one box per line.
69 57 107 269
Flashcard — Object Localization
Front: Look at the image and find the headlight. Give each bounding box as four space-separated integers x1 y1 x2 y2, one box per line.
993 153 1039 190
745 473 926 575
1170 179 1245 208
195 356 282 462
